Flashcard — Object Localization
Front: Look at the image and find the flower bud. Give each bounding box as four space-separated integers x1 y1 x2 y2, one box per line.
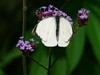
77 8 90 27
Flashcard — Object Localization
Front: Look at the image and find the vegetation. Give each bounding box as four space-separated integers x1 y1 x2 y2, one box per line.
0 0 100 75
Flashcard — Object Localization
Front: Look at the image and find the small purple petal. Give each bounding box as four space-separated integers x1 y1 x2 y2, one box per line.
84 15 88 19
30 49 34 51
41 6 47 9
18 40 24 45
36 41 39 44
16 43 20 47
54 8 59 11
78 10 83 14
48 9 53 12
52 10 58 16
20 36 24 39
16 39 26 50
79 15 85 19
62 12 67 17
48 5 53 8
20 46 25 50
66 16 72 21
30 38 34 42
86 10 90 14
25 41 29 44
26 44 33 51
44 11 49 14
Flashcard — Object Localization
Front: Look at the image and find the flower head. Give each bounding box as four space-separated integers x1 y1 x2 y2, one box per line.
16 36 39 54
35 5 73 25
77 8 90 27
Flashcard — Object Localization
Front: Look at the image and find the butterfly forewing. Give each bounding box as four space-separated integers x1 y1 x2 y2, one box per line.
36 17 58 47
58 17 73 47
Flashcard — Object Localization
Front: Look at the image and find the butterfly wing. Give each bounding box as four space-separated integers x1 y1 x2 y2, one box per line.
34 17 57 47
58 17 73 47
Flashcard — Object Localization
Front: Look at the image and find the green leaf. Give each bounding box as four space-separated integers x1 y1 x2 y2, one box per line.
29 44 48 75
66 27 85 74
28 23 85 75
0 48 21 68
93 64 100 75
51 57 67 75
0 69 5 75
87 11 100 63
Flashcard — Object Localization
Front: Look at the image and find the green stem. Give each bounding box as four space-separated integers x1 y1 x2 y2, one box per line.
22 54 27 75
22 0 27 75
50 57 58 69
26 54 48 70
47 48 52 75
22 0 27 36
66 55 71 75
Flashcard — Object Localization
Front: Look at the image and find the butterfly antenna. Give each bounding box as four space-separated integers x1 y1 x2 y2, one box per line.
47 0 52 5
60 0 69 10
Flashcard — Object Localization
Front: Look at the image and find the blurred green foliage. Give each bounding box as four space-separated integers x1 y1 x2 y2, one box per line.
0 0 100 75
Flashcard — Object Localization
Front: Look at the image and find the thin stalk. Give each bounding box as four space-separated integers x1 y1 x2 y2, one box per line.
26 54 48 70
22 0 27 36
74 26 80 35
66 55 71 75
50 57 58 69
22 0 27 75
22 54 27 75
47 48 52 75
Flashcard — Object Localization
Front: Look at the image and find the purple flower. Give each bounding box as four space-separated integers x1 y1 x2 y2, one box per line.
62 12 67 17
26 44 32 50
16 40 24 47
43 11 50 16
35 5 73 25
20 45 25 50
66 16 72 21
77 8 90 26
25 41 29 44
52 10 58 16
16 36 39 53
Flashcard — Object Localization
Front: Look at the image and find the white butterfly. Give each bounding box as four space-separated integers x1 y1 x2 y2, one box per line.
32 13 73 47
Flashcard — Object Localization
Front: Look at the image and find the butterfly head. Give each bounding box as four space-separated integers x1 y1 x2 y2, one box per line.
56 11 61 16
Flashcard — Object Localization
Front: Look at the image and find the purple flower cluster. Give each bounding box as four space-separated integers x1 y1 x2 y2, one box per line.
16 36 38 53
78 8 90 19
36 5 73 24
77 8 90 26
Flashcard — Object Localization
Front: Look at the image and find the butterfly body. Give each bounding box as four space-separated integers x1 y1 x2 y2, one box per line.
55 15 60 41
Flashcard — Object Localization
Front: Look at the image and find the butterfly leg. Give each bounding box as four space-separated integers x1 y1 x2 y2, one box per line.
32 25 41 39
32 25 37 36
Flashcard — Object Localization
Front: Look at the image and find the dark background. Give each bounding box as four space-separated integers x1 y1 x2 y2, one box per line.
0 0 100 75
